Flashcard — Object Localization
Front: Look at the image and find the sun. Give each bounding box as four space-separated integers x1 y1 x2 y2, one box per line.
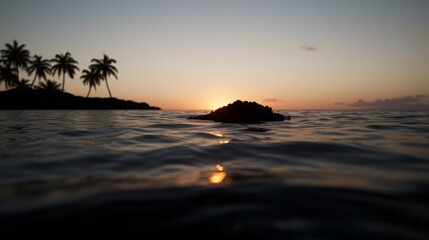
208 101 229 110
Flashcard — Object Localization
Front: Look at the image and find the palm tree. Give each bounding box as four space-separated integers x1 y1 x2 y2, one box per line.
35 79 61 92
0 40 31 82
81 67 101 97
28 55 52 88
51 52 79 92
0 65 18 89
90 54 118 98
15 79 31 89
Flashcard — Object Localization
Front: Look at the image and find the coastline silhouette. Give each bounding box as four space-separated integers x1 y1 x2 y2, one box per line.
0 88 160 109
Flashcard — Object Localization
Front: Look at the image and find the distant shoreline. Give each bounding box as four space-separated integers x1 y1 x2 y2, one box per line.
0 89 160 110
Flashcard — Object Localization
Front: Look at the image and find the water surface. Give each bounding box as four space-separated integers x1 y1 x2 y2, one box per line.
0 110 428 239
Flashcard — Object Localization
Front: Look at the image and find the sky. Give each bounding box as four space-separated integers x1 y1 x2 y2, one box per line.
1 0 428 110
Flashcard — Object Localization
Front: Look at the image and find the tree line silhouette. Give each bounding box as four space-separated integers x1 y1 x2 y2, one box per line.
0 40 118 98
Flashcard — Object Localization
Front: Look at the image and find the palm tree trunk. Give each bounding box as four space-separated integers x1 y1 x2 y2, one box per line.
62 74 65 92
30 75 37 88
105 78 112 98
87 86 92 98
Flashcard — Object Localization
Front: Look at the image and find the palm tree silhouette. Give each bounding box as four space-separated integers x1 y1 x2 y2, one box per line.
51 52 79 92
81 67 101 98
0 40 31 82
35 79 61 92
0 64 19 89
28 55 52 88
90 54 118 98
15 79 31 89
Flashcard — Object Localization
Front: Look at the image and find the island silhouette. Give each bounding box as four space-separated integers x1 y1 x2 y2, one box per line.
189 100 290 123
0 88 160 109
0 40 159 110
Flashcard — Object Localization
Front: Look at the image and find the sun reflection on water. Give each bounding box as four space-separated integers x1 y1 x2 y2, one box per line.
209 132 223 137
210 164 227 184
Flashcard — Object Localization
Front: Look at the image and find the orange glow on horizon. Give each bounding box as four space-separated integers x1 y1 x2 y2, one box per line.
149 97 353 110
208 101 230 110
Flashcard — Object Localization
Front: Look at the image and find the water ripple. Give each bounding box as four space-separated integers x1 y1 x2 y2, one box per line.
0 110 428 239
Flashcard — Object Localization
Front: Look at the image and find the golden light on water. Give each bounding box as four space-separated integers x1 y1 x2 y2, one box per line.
209 132 223 137
210 172 227 184
219 140 229 144
210 164 226 184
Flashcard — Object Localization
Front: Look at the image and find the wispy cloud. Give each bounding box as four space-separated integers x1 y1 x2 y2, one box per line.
263 98 280 102
346 95 429 110
300 45 317 52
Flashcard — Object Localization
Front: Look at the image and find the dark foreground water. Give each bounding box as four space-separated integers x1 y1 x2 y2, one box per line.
0 110 428 239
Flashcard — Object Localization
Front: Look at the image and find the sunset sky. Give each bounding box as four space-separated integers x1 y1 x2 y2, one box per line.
1 0 428 110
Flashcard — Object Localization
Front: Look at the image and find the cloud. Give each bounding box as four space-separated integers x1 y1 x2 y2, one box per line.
300 45 317 52
263 98 279 102
335 102 345 105
346 95 429 110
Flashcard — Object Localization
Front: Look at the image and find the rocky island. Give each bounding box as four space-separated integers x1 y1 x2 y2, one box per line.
0 89 160 110
189 100 289 123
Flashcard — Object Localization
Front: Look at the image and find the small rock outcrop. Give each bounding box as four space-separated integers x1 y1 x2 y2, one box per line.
189 100 290 123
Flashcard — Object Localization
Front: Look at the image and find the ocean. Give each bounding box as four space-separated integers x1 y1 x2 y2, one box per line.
0 110 428 239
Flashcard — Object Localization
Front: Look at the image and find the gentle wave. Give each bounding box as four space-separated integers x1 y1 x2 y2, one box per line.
1 184 428 239
0 110 428 239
